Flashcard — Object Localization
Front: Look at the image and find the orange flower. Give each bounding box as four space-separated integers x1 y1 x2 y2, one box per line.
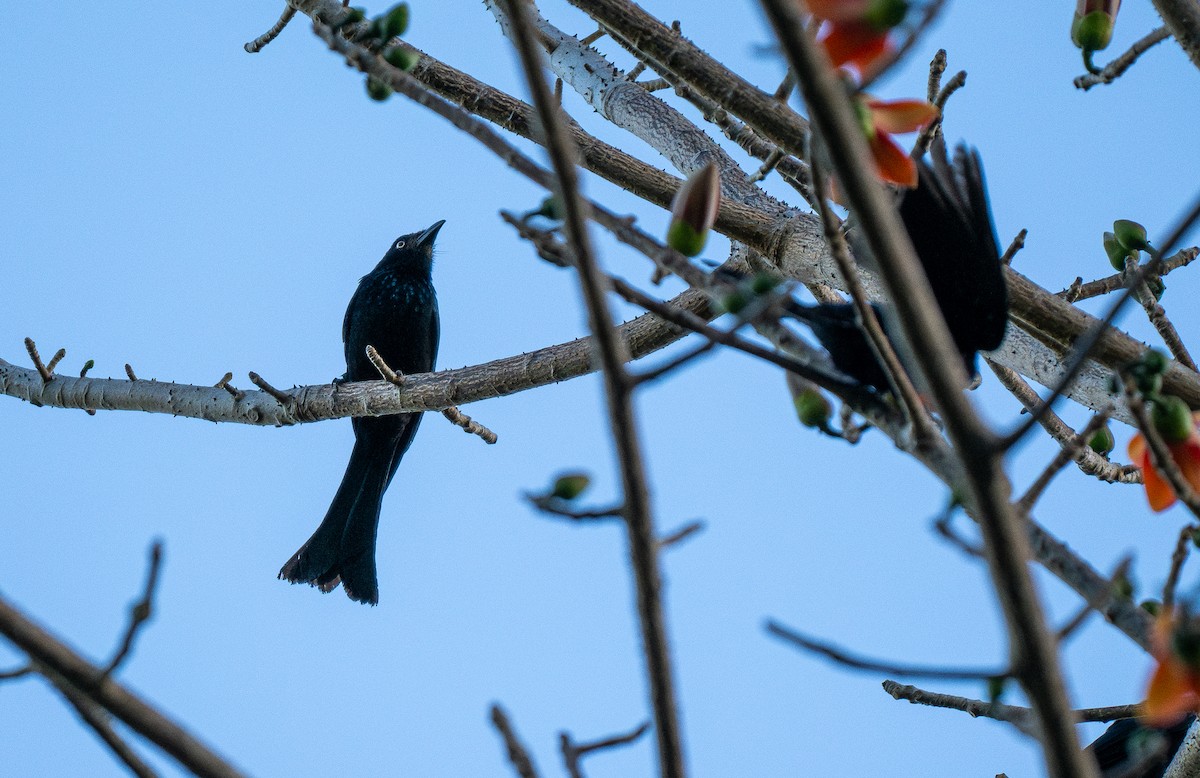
1127 411 1200 512
807 0 909 71
1144 610 1200 726
855 97 938 187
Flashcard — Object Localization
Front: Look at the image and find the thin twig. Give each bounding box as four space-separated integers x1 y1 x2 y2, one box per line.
1001 229 1027 266
1015 413 1111 513
24 337 52 382
1074 26 1171 90
658 521 704 549
859 0 947 90
490 705 541 778
56 682 159 778
1125 260 1198 371
101 541 164 679
988 362 1140 484
365 345 405 386
1163 524 1197 610
1055 558 1131 643
527 495 623 522
883 680 1138 727
766 621 1003 680
247 371 294 407
441 406 499 444
0 664 32 681
244 5 298 53
496 4 685 775
913 69 966 156
1058 248 1198 303
633 340 718 385
1001 191 1200 450
0 594 246 778
560 722 651 778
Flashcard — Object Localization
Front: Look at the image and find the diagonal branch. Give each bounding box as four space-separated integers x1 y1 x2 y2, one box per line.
0 593 246 778
497 1 685 774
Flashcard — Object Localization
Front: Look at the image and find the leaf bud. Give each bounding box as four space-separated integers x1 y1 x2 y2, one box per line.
1114 218 1151 251
365 75 392 101
1151 395 1194 443
794 388 832 428
667 163 721 257
551 473 590 501
384 46 419 71
1103 231 1134 271
382 3 410 39
1088 424 1115 456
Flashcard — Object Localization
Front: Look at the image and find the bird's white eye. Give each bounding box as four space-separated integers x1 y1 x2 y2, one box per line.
395 240 406 249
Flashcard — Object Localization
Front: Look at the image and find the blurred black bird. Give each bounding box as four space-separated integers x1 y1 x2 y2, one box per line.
786 146 1009 393
279 220 443 605
1085 715 1194 777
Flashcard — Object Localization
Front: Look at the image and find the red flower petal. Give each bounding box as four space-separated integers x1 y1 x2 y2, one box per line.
806 0 872 21
1129 433 1179 512
1145 654 1200 726
820 22 889 70
865 99 939 134
867 132 917 187
1171 437 1200 495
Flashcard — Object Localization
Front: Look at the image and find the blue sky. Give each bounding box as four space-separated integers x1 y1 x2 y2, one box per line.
3 2 1200 776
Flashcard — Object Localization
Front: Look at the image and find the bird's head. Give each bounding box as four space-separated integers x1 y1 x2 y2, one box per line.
379 219 445 273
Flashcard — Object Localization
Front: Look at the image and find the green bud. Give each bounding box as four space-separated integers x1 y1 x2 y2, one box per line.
1088 424 1115 456
366 16 388 41
986 675 1007 704
551 473 590 500
1147 276 1166 301
382 3 410 39
1137 371 1163 397
338 7 366 27
1072 10 1116 52
365 75 392 101
720 291 748 314
749 273 781 296
1141 599 1162 616
1151 395 1193 443
533 195 564 221
863 0 909 30
1142 349 1169 376
1114 219 1151 251
82 359 95 372
667 221 706 257
794 388 832 428
384 46 419 71
1103 231 1134 271
667 163 721 257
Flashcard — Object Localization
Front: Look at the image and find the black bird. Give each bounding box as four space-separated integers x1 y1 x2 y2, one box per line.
786 146 1009 393
279 220 443 605
1085 715 1194 777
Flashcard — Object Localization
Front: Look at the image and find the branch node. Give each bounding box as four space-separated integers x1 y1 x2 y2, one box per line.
441 406 498 444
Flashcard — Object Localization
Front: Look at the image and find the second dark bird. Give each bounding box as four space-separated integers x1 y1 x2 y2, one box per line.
786 146 1009 393
279 220 443 605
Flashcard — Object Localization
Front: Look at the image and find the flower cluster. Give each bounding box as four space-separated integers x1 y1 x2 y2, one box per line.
805 1 936 188
1126 351 1200 512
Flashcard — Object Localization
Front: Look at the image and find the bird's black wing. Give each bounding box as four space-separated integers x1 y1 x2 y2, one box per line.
900 146 1009 365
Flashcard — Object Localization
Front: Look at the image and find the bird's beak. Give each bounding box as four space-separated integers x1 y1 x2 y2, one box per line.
415 220 446 249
